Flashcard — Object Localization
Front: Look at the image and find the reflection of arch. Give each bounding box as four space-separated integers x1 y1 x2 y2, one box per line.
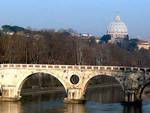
139 82 150 99
83 74 124 93
16 72 67 96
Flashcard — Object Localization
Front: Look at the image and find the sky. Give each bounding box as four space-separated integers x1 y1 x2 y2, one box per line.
0 0 150 39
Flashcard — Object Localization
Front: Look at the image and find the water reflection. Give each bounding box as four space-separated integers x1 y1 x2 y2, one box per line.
0 102 21 113
0 86 150 113
86 86 124 103
123 105 142 113
0 101 145 113
64 104 86 113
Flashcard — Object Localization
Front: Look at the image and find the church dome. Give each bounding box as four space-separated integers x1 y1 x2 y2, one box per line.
107 16 128 38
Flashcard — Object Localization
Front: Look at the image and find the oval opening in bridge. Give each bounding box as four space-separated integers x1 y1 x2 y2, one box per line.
84 75 124 104
70 75 80 85
19 73 67 102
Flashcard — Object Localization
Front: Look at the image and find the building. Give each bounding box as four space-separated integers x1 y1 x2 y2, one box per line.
138 41 150 50
95 36 101 43
107 16 129 43
6 31 14 35
80 33 93 38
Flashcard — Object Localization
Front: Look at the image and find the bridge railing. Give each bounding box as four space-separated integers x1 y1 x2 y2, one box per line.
0 64 149 72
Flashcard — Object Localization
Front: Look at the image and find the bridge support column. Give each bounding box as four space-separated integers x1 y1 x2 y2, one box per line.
64 88 85 104
122 90 142 106
0 86 21 101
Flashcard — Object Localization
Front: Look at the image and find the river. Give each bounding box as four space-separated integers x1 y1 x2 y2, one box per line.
0 86 150 113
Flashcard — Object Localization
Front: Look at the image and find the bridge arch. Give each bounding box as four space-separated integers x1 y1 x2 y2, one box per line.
82 74 124 94
16 72 67 97
139 81 150 100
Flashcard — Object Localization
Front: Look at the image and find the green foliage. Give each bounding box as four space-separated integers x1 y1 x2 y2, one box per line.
0 30 2 36
128 39 139 51
100 35 111 43
89 37 97 45
2 25 25 32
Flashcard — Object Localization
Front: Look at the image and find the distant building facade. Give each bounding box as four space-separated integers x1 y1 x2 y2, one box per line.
107 16 129 43
80 33 93 38
95 37 101 43
138 41 150 50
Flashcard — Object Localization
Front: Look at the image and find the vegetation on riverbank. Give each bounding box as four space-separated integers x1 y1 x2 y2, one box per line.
0 26 150 67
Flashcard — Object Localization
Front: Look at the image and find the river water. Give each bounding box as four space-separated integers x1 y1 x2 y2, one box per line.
0 86 150 113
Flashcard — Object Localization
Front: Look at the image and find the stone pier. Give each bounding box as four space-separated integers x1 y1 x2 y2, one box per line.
64 88 85 104
122 90 142 105
0 86 21 101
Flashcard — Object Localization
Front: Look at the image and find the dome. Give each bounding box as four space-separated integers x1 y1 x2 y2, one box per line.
107 16 128 38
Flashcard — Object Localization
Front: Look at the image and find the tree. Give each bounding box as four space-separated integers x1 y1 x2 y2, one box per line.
0 26 150 67
128 39 139 51
100 35 111 44
2 25 25 32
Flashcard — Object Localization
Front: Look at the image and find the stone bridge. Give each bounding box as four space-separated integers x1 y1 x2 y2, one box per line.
0 64 150 104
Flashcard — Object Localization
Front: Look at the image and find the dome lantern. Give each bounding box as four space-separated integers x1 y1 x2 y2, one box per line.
115 16 121 22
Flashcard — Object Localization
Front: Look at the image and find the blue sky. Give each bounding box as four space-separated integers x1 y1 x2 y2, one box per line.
0 0 150 39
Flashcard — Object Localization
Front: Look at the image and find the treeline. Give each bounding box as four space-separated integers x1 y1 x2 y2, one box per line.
1 25 25 33
0 29 150 67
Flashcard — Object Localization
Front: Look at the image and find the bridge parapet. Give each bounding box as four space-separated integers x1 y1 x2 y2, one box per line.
0 64 148 72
